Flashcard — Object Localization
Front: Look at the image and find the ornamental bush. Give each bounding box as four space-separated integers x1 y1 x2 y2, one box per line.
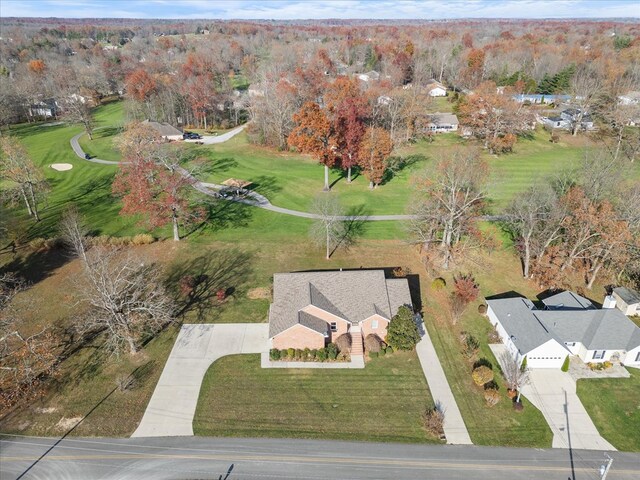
386 305 421 351
327 343 338 360
431 277 446 290
561 355 570 372
484 388 500 407
364 334 383 353
472 366 494 386
334 334 352 353
287 348 295 358
316 348 327 361
269 349 281 361
422 406 445 437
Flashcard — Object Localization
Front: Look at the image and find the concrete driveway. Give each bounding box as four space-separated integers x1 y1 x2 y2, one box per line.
522 369 616 450
132 323 269 438
490 344 615 450
182 125 245 144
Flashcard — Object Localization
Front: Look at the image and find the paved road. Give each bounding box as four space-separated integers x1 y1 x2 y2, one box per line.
416 326 473 445
70 132 507 223
133 324 269 438
2 435 638 480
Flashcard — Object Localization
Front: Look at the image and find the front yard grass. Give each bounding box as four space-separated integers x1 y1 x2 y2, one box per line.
193 352 440 444
421 236 554 448
576 367 640 452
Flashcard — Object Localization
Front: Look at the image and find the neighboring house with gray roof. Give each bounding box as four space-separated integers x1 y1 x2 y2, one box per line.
141 119 183 141
542 291 594 311
426 113 459 133
269 270 412 354
611 286 640 316
487 292 640 369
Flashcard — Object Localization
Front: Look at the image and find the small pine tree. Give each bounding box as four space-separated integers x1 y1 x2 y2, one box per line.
386 305 420 351
561 355 570 372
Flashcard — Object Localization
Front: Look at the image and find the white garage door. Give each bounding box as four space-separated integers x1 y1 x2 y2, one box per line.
527 355 564 369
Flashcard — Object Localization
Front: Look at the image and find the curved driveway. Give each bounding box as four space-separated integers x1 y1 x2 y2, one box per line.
132 323 269 437
71 130 506 222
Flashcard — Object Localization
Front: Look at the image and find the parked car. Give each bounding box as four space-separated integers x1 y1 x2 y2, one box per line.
182 131 202 140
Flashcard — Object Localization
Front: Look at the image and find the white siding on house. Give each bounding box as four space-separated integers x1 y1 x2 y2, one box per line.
625 346 640 367
487 305 523 364
429 86 447 97
526 340 568 368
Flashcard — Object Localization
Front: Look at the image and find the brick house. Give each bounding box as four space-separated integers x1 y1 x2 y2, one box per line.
269 270 412 355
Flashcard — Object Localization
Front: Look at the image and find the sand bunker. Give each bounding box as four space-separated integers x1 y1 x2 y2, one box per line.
51 163 73 171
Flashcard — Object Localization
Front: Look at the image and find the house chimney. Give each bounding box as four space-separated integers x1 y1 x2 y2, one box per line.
603 295 616 309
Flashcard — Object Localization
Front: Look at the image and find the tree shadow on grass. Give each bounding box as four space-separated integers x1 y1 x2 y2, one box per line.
250 174 282 198
330 204 370 257
381 154 426 186
165 248 255 321
189 155 238 176
0 246 71 285
13 360 155 480
186 198 254 238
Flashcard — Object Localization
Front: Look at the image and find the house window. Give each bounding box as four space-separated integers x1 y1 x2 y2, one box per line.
330 322 337 332
371 319 379 329
593 350 606 360
565 342 576 347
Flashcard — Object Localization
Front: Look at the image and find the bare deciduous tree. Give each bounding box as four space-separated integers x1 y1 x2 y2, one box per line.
569 65 603 136
310 194 345 260
0 136 48 221
78 247 175 355
0 273 58 409
61 210 175 355
409 148 488 269
60 94 95 139
505 184 560 278
499 351 530 403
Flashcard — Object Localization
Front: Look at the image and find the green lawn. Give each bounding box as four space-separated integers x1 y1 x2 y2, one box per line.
71 102 640 216
421 237 554 448
577 368 640 451
194 352 441 443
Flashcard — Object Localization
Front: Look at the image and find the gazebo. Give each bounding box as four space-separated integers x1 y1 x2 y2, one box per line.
222 178 252 195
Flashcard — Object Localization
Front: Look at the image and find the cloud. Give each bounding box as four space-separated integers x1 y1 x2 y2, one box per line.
1 0 638 19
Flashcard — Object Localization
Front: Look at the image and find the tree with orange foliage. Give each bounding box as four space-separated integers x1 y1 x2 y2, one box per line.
125 68 156 103
324 77 369 183
458 81 533 154
358 126 392 189
112 123 204 241
27 59 45 74
288 102 337 191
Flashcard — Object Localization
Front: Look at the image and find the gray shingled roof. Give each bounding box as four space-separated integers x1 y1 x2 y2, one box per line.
614 286 640 306
486 297 557 354
298 311 329 335
269 270 412 338
538 309 640 351
489 292 640 354
428 113 459 126
542 291 594 310
141 119 182 137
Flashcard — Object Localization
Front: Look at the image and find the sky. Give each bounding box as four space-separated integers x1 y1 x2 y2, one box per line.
1 0 639 20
